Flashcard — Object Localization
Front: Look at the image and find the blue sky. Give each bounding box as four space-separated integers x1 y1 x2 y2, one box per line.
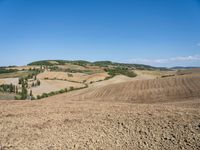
0 0 200 67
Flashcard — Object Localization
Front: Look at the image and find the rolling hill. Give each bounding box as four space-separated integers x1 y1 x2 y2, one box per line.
73 74 200 103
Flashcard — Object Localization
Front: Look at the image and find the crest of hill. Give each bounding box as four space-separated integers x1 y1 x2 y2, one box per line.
27 60 167 70
170 66 200 70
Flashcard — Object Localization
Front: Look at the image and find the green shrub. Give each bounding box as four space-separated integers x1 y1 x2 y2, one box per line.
41 93 48 98
31 96 36 100
14 95 21 100
69 87 74 91
59 89 65 93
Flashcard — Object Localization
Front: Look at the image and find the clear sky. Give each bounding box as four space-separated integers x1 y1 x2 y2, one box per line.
0 0 200 67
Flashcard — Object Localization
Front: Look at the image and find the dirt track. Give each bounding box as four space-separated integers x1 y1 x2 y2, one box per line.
0 74 200 149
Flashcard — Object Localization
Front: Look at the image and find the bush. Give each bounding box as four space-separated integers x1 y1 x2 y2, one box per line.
31 96 36 100
14 95 21 100
69 87 74 91
41 93 48 98
0 84 16 93
59 89 65 93
48 91 55 96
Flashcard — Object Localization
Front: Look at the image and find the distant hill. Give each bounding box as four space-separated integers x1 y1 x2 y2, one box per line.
170 66 200 70
28 60 168 70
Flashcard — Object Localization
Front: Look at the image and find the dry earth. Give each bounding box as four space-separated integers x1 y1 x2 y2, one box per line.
37 71 87 82
37 71 109 83
134 70 176 79
0 73 200 149
30 80 85 96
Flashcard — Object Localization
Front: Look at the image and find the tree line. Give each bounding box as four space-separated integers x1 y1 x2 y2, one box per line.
0 84 18 93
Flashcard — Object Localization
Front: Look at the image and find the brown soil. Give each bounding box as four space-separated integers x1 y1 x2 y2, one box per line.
0 74 200 149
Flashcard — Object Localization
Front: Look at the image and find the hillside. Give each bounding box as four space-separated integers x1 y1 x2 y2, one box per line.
0 73 200 149
0 61 200 149
74 74 200 103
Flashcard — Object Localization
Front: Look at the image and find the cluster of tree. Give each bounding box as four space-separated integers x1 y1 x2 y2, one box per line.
28 60 92 67
104 67 137 78
19 74 40 87
15 84 35 100
48 66 59 71
28 60 71 66
0 68 43 100
17 77 40 100
19 83 28 100
31 80 41 87
71 60 90 67
18 78 28 87
0 84 18 93
93 61 113 67
19 76 40 87
28 61 54 66
47 66 89 74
